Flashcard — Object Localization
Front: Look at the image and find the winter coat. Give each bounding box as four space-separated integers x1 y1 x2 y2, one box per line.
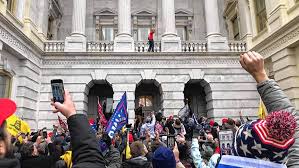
104 146 121 168
0 158 20 168
122 156 152 168
67 114 106 168
191 139 219 168
257 80 299 168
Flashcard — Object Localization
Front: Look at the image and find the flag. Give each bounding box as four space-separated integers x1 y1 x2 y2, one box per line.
178 104 190 121
106 92 128 138
89 118 97 133
6 114 31 136
218 155 286 168
258 98 267 119
58 115 68 131
98 97 108 128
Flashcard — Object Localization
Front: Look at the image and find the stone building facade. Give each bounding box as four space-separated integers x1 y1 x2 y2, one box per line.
2 0 296 130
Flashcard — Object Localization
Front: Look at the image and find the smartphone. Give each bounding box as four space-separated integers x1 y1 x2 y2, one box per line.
218 130 234 156
51 79 65 103
166 135 176 149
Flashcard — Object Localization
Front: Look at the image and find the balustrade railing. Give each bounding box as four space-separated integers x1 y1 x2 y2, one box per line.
181 41 207 52
44 41 65 52
135 41 161 52
228 41 246 52
43 40 246 53
87 41 114 52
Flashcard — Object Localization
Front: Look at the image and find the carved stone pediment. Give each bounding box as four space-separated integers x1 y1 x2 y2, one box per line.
133 9 156 16
175 9 193 17
94 8 117 16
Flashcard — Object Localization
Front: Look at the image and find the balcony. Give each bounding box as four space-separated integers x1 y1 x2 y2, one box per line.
44 40 246 53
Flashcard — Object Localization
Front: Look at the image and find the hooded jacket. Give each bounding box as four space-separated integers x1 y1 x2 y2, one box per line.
122 156 152 168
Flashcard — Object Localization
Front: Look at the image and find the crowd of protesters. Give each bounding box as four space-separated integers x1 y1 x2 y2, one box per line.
0 51 298 168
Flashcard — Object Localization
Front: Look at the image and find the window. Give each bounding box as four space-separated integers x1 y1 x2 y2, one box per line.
137 27 150 41
232 16 240 40
138 96 153 107
255 0 267 32
101 27 114 41
0 73 11 98
176 27 187 41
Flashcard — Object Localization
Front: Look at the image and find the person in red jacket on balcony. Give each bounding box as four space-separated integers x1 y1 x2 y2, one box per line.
148 28 155 52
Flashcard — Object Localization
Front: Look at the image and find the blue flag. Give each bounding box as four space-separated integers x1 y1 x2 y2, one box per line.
106 92 128 138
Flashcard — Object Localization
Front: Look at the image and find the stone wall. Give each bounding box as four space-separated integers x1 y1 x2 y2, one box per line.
40 53 259 126
58 0 227 41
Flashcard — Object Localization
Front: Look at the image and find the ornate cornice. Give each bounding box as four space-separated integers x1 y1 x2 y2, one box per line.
254 15 299 58
0 14 42 66
42 56 240 66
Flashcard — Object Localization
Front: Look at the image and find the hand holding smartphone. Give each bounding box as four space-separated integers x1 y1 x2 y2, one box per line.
51 79 65 103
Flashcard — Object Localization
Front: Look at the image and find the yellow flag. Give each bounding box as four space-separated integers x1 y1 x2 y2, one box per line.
125 142 131 159
60 151 72 168
6 114 31 136
258 98 267 120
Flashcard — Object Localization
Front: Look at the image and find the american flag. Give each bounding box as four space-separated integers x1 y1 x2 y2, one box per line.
98 97 108 128
58 115 68 131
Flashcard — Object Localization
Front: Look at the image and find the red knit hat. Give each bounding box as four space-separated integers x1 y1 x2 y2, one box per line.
222 118 228 125
0 98 17 126
209 120 215 127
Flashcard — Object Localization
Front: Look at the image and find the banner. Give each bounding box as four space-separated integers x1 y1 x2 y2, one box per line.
6 114 31 136
89 118 97 133
98 97 108 128
106 92 128 138
218 155 286 168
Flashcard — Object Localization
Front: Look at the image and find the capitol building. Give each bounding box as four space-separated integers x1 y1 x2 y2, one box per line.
0 0 298 129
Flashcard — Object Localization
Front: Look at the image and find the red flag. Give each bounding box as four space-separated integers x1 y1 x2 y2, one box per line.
58 115 68 131
98 97 108 127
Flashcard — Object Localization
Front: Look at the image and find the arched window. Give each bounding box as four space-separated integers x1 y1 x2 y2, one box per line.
0 71 12 98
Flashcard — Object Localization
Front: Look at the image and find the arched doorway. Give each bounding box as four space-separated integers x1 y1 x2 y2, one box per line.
135 80 162 117
87 80 114 120
184 80 209 118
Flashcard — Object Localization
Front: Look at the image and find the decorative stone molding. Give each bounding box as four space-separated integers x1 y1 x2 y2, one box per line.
140 69 157 80
259 26 299 58
91 69 108 81
0 26 41 66
188 69 205 80
43 58 240 66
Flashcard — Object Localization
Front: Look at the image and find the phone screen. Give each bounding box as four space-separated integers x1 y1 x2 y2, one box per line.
51 79 64 103
167 135 176 149
219 130 234 155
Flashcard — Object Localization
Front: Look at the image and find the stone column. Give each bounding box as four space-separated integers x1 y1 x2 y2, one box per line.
114 0 134 52
265 0 287 31
65 0 87 52
15 0 25 20
204 0 228 51
237 0 253 46
161 0 181 52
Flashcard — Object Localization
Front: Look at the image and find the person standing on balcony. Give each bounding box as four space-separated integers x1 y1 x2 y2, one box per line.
148 28 155 52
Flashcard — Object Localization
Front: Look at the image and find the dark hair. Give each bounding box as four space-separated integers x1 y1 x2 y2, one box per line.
0 121 13 158
20 142 35 158
175 119 181 125
155 113 163 122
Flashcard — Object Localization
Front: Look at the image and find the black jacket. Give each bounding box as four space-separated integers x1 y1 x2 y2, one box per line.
122 156 152 168
104 146 121 168
20 143 60 168
67 114 106 168
0 158 20 168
